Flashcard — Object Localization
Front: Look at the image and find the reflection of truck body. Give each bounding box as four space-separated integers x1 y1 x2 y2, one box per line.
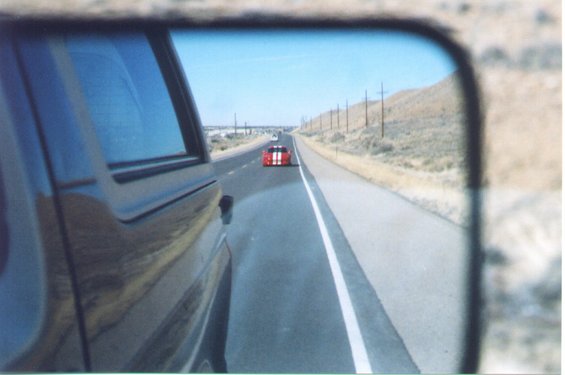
0 27 233 372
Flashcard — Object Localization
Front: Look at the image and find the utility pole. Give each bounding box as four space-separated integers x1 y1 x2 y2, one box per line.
245 121 248 135
337 104 340 129
365 89 368 128
346 99 349 133
380 82 388 138
330 109 333 130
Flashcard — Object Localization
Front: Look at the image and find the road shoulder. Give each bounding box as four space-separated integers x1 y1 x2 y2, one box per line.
293 135 468 373
211 136 269 161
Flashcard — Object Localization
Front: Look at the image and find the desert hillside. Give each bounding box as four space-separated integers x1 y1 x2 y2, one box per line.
299 73 467 222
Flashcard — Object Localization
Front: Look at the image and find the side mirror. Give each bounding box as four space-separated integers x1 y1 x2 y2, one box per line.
0 17 483 373
219 195 234 225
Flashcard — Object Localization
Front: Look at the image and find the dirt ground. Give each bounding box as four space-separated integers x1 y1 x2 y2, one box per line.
1 0 560 373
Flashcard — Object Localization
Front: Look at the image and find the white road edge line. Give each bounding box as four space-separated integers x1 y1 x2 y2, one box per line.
292 137 372 374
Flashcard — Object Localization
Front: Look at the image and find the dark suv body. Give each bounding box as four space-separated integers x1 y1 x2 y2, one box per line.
0 25 232 372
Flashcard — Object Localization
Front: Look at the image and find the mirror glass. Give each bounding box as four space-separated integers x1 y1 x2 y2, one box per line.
173 29 469 373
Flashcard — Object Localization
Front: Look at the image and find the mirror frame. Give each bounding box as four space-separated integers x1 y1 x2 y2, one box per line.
1 15 483 373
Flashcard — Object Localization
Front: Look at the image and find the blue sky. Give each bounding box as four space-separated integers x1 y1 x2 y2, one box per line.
172 30 456 127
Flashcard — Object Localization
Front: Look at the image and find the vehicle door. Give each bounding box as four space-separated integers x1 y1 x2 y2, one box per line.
14 29 231 371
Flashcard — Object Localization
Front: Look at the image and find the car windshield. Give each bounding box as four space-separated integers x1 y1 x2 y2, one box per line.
268 147 286 153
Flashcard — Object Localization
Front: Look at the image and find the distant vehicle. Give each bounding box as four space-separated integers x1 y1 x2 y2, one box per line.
262 145 292 166
271 134 279 142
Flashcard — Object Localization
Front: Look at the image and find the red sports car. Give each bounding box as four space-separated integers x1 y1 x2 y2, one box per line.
262 145 292 166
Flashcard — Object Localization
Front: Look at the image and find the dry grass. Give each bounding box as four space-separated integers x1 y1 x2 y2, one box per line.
298 74 468 225
298 135 468 225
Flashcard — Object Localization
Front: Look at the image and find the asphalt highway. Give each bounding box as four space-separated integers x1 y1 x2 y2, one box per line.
215 134 419 373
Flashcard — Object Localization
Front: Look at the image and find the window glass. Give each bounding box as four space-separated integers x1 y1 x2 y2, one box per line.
268 147 287 153
65 34 187 166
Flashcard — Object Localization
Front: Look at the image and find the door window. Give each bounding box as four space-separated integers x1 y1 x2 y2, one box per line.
65 34 187 168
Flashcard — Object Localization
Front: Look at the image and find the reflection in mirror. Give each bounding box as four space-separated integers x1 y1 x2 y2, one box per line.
173 30 469 373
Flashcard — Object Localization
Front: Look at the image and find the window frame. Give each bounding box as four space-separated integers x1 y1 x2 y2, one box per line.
14 27 218 222
63 31 208 183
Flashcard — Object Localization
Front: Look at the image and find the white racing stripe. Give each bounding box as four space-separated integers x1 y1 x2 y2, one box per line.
292 138 372 374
